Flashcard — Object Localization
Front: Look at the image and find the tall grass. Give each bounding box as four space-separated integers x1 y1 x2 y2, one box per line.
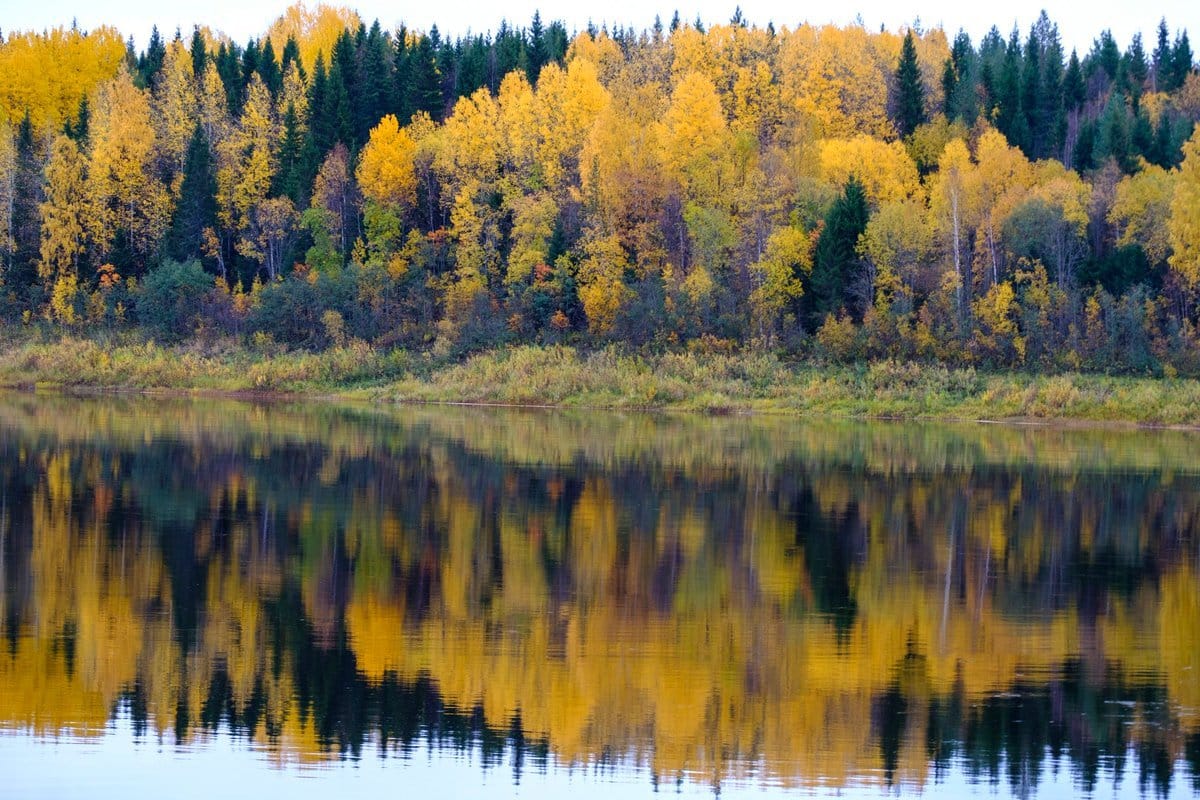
5 334 1200 425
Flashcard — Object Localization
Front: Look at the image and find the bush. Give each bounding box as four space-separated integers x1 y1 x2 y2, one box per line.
136 260 215 343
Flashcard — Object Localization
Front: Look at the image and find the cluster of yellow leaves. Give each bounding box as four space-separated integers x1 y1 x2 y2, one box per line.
264 2 362 73
0 26 125 131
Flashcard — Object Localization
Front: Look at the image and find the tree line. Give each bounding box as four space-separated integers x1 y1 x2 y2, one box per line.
1 6 1200 374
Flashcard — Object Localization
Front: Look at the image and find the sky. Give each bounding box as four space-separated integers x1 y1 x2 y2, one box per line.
3 0 1199 56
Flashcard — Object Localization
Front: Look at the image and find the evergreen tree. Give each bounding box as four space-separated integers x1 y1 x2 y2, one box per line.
168 125 217 264
1124 33 1149 95
393 26 412 120
1040 32 1066 159
1063 50 1085 111
274 103 306 205
1091 29 1121 82
807 177 869 327
891 31 925 138
281 36 303 80
528 11 546 81
216 42 243 114
325 58 354 149
1095 93 1132 172
258 38 282 96
945 31 977 123
190 27 207 76
331 30 360 145
1073 118 1097 172
241 38 261 96
138 26 166 87
63 97 89 144
1171 31 1194 92
1153 19 1172 91
11 112 45 292
1131 101 1154 163
307 55 331 151
1021 27 1042 154
409 34 444 120
359 22 394 143
997 31 1028 153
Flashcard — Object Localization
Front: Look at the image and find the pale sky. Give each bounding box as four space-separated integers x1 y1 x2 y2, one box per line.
3 0 1199 57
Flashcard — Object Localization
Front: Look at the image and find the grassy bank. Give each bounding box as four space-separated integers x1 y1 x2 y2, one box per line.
3 333 1200 426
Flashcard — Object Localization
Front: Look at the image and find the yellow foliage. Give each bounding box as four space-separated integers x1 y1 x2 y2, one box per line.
1110 162 1175 265
1169 127 1200 287
86 72 172 264
357 114 418 211
264 2 361 75
0 26 126 132
819 135 921 204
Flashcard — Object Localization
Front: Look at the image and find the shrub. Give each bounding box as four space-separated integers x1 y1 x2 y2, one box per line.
136 260 215 342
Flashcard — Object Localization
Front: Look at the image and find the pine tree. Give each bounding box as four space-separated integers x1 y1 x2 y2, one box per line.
891 31 926 138
807 177 869 326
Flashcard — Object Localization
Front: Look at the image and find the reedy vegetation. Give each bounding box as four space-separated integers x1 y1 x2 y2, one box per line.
0 5 1199 384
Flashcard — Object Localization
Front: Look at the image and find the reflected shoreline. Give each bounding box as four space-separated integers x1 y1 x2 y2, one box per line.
0 394 1197 797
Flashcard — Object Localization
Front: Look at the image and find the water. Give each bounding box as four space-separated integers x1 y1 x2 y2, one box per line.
0 393 1197 798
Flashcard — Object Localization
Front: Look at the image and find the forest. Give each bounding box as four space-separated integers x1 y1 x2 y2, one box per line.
1 4 1200 376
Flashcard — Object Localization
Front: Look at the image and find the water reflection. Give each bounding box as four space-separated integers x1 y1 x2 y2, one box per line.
0 394 1197 796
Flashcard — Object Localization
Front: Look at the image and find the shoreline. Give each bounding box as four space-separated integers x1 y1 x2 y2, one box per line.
4 336 1200 431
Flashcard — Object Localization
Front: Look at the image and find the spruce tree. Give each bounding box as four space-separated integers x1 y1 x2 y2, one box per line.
258 38 282 96
410 35 444 120
807 177 869 327
1063 50 1085 111
892 31 925 138
190 27 207 76
307 55 331 150
1154 19 1172 91
168 125 217 264
528 11 546 81
1171 31 1193 92
274 104 305 204
359 22 394 143
281 36 303 79
11 111 43 291
138 26 166 87
325 59 354 149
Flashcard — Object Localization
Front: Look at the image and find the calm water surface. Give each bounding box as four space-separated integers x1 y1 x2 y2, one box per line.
0 394 1197 798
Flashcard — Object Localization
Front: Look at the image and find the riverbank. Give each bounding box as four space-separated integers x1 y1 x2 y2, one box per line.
3 334 1200 426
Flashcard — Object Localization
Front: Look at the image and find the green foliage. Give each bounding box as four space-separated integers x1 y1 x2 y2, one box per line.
135 259 215 342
